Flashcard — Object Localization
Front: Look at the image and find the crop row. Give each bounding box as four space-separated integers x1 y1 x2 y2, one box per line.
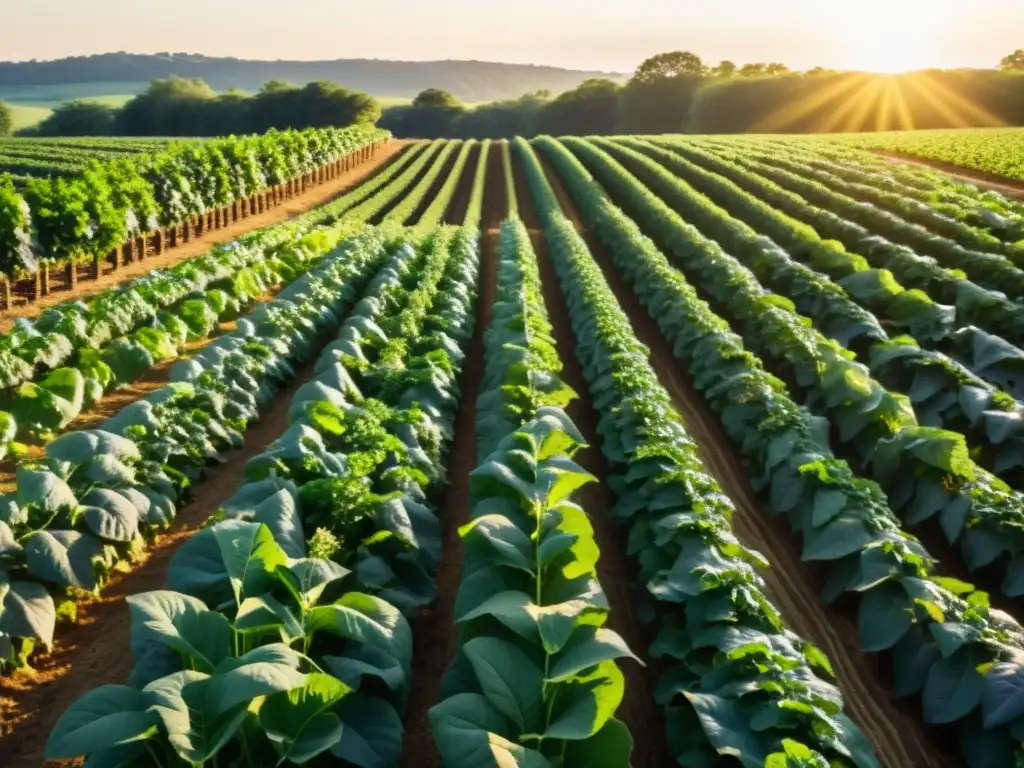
44 221 481 765
565 137 1024 605
430 217 638 764
0 124 388 291
340 140 444 223
461 139 491 230
0 224 390 670
601 138 1024 480
382 141 460 226
702 138 1024 301
536 133 1024 767
759 140 1024 255
42 227 399 766
514 138 881 766
0 224 344 456
414 140 476 232
664 140 1024 353
831 128 1024 185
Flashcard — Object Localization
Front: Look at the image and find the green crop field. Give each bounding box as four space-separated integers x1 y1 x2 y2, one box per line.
3 127 1024 768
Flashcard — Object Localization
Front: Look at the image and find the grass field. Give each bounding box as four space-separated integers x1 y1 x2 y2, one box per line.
1 83 144 131
2 131 1024 768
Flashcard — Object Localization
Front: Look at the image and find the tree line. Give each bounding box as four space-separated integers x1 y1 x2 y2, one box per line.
3 48 1024 140
382 50 1024 138
0 77 380 138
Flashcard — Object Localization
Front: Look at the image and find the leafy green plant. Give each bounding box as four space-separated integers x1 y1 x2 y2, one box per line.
0 174 36 280
431 408 638 767
530 134 1024 767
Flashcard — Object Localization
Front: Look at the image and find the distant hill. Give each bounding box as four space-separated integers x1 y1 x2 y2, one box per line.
0 53 625 103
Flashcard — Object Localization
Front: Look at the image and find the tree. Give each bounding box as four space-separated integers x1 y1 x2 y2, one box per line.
27 100 117 137
764 62 790 75
631 51 706 84
739 63 770 77
260 80 296 95
119 76 216 135
618 51 707 133
1000 50 1024 71
390 88 467 138
712 60 738 77
537 78 621 136
0 100 11 137
412 88 463 110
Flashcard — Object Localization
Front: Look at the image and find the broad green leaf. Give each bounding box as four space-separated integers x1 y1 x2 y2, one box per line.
460 514 534 572
24 530 104 591
306 592 412 664
543 660 624 740
858 583 912 652
167 520 288 609
261 673 347 764
45 685 158 759
561 717 633 767
333 693 405 768
538 455 595 506
922 654 983 724
126 590 232 673
235 594 303 640
982 662 1024 728
0 574 55 646
429 692 519 768
802 517 873 561
548 627 640 681
208 644 307 712
464 636 545 732
16 468 77 513
683 690 768 765
143 670 247 763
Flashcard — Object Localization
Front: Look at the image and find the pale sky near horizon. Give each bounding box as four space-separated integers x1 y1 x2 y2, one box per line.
0 0 1018 74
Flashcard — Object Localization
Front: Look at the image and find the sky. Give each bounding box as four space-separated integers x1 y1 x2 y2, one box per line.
0 0 1018 74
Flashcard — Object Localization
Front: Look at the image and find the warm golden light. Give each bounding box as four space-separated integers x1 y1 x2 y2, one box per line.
834 0 959 74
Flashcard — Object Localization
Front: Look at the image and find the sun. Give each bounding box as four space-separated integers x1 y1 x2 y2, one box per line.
834 0 958 74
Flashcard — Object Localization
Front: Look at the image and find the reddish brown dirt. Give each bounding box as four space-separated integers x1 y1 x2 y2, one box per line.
0 141 412 332
397 193 500 767
0 356 330 767
874 150 1024 200
514 155 668 768
536 154 961 768
442 144 481 226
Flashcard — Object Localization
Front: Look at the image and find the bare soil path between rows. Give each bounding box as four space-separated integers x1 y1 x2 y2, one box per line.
0 353 335 767
535 152 962 768
398 144 500 765
513 149 669 768
0 141 412 332
874 150 1024 200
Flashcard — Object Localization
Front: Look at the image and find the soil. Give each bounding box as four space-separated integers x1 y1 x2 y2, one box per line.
441 143 481 226
0 141 412 332
397 164 501 767
873 150 1024 200
514 150 669 768
535 154 962 768
0 355 329 767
